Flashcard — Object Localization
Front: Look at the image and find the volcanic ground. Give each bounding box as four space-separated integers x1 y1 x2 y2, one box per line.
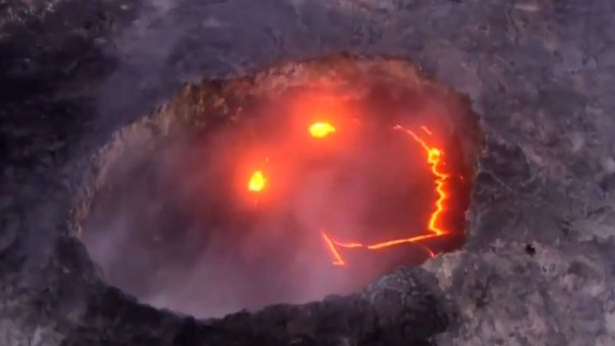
2 1 615 346
75 57 481 317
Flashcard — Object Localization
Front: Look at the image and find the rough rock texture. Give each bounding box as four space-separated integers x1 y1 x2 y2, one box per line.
58 267 450 346
1 0 615 345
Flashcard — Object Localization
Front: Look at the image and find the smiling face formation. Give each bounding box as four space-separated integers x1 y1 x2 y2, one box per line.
80 57 479 315
77 56 481 318
240 96 453 267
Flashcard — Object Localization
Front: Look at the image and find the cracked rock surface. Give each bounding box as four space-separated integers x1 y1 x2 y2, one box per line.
1 0 615 345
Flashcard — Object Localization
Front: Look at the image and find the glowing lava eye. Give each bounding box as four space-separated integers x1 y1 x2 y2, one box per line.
248 170 267 192
309 122 336 138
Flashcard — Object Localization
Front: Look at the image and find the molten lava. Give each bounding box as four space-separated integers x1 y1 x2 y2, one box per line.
248 170 267 193
320 124 450 265
309 122 336 138
244 120 452 267
321 231 345 266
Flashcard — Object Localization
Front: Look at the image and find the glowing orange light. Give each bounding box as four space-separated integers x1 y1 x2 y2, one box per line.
367 233 441 250
321 124 451 266
321 231 346 266
309 122 336 138
393 125 449 236
248 170 267 192
333 240 364 248
241 120 451 267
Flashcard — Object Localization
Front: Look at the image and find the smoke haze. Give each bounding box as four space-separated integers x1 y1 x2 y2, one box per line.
85 4 471 315
82 86 447 317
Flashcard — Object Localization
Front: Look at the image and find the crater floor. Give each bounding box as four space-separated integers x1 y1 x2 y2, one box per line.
76 56 480 317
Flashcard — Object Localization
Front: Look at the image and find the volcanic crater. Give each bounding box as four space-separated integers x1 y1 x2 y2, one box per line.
73 55 483 317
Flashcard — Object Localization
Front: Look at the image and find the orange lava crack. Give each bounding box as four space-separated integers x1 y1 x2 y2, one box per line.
321 231 346 266
321 124 450 265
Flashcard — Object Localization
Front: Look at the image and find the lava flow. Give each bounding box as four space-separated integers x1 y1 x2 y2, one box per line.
245 120 452 267
320 124 450 265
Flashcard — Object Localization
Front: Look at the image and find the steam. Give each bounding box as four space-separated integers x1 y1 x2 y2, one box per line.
85 1 461 315
82 101 442 318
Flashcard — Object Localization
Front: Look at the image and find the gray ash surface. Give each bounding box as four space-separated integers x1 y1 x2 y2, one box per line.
1 1 615 346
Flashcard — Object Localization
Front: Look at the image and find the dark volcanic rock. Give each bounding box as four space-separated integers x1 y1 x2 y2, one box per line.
59 268 447 346
1 0 615 346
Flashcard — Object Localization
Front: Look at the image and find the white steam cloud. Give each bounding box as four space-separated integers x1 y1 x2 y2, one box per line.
82 110 437 318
